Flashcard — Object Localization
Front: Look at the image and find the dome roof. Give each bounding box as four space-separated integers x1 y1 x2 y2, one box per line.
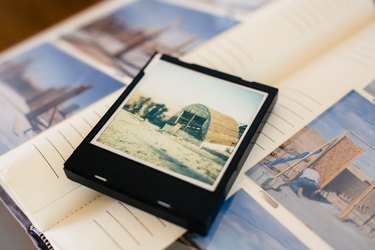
168 104 239 146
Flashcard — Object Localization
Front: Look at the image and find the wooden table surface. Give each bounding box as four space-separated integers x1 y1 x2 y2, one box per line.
0 1 100 249
0 0 101 52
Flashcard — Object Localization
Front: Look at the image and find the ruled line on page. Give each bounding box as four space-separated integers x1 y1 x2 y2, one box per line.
70 124 84 139
82 116 94 128
205 46 237 73
269 112 295 128
276 103 305 120
279 93 315 113
287 1 315 31
45 137 66 162
157 217 167 227
33 144 59 178
58 130 76 150
279 9 305 34
259 131 276 143
226 38 255 63
93 219 123 250
216 41 247 68
118 202 154 237
280 0 347 34
300 1 323 26
106 210 141 246
34 186 82 215
193 53 218 69
255 142 265 151
249 142 266 151
94 110 103 118
44 193 101 231
284 87 323 106
265 121 286 135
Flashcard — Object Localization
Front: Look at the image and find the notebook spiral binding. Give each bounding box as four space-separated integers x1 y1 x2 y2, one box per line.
29 225 54 250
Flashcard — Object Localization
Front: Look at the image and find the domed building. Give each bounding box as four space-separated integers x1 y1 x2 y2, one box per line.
164 104 239 146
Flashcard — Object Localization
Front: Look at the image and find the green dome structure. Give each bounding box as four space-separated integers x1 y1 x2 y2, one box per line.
166 104 239 146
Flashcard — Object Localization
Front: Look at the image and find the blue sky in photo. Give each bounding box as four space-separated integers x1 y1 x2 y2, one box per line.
110 0 238 52
307 91 375 179
137 60 267 124
8 43 124 108
190 189 307 250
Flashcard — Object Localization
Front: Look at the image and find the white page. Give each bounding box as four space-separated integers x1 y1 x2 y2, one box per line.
0 92 121 230
0 90 185 249
44 196 184 250
183 0 375 83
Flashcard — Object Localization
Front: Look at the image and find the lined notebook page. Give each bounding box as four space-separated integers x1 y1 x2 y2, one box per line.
44 196 183 250
237 20 375 183
182 0 375 83
0 90 184 249
0 92 120 229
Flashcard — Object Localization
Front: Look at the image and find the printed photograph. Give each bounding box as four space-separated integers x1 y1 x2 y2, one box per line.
93 60 267 190
0 44 124 154
364 79 375 100
186 189 307 249
246 91 375 249
174 0 276 19
61 0 238 77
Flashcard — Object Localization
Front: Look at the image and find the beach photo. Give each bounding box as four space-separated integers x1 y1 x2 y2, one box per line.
187 189 307 250
61 0 238 77
0 44 124 154
246 91 375 249
93 60 267 190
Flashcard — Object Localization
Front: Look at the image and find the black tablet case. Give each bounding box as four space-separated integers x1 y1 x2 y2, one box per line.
64 54 278 234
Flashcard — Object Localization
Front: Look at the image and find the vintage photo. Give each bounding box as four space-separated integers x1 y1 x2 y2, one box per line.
174 0 276 19
92 60 267 191
0 44 124 154
247 91 375 249
187 189 307 249
364 79 375 100
61 0 238 77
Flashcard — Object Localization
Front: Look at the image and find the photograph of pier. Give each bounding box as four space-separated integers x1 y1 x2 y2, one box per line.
0 44 124 154
62 0 238 77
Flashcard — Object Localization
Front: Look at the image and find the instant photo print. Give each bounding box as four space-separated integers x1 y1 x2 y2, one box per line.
64 54 278 234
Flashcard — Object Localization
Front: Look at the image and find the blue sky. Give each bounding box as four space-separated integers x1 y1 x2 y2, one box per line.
9 43 124 108
111 0 238 52
190 189 307 249
308 91 375 179
135 60 267 124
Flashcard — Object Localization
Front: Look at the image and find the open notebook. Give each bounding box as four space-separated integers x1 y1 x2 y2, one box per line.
0 0 374 249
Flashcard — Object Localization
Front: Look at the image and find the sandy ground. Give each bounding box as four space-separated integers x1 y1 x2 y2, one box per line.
267 184 374 249
97 110 226 186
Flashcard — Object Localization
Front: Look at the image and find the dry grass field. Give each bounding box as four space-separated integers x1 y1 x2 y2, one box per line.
97 109 227 186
